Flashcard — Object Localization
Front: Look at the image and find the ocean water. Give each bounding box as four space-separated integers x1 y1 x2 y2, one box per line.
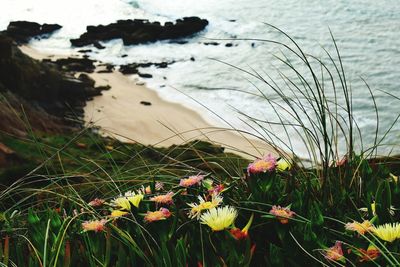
1 0 400 156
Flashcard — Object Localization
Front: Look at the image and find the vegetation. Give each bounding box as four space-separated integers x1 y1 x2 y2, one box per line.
1 26 400 266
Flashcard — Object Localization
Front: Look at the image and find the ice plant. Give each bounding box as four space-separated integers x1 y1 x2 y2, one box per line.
276 158 290 171
179 175 204 187
125 191 144 208
345 220 373 235
88 198 105 207
247 154 277 175
82 219 107 232
324 241 344 262
110 210 128 218
230 214 254 240
269 205 295 224
358 245 380 262
111 196 131 211
188 194 223 219
372 223 400 242
208 184 225 196
150 192 174 205
144 208 171 223
200 206 237 231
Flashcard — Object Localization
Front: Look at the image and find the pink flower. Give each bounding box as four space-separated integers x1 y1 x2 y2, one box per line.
208 184 225 196
324 241 344 262
144 208 171 223
269 205 295 224
150 192 174 205
247 154 277 175
82 219 107 232
179 175 204 187
88 198 105 207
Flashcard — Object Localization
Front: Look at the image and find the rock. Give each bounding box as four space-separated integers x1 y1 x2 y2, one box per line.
138 73 152 78
225 43 233 47
119 64 139 74
190 57 195 61
97 63 114 73
119 61 173 75
155 62 168 68
77 49 92 53
4 21 62 43
203 42 219 46
121 54 128 58
95 85 111 91
0 34 101 122
70 17 208 47
53 57 96 73
78 73 95 87
93 41 105 49
140 101 152 106
41 23 62 34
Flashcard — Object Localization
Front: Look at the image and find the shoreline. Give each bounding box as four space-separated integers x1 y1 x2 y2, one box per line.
20 45 277 158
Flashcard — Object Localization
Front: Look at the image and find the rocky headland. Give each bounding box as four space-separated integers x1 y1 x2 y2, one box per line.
70 17 208 47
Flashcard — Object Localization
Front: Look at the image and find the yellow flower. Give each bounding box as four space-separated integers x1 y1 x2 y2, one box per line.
111 196 131 210
82 219 107 232
200 206 237 231
372 223 400 242
188 194 223 219
345 220 373 235
276 158 290 171
110 210 128 218
125 191 144 208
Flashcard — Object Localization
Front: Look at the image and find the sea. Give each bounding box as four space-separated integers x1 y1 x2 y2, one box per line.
1 0 400 157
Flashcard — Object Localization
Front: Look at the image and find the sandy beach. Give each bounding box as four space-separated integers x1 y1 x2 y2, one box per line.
20 45 277 158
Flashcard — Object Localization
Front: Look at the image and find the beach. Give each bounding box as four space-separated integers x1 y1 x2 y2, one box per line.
20 45 276 158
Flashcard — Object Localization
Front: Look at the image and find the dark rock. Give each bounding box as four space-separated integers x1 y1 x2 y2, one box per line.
204 42 219 46
119 61 173 75
190 57 195 61
0 34 99 123
93 41 105 49
225 43 233 47
138 73 152 78
170 40 188 44
119 64 139 74
121 54 128 58
78 49 92 53
4 21 62 43
70 16 208 47
78 73 95 87
140 101 152 106
229 19 236 22
41 23 62 34
95 85 111 91
52 57 96 73
155 62 168 68
97 63 114 73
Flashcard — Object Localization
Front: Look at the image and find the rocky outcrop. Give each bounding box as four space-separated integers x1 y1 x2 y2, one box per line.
0 34 99 127
44 57 96 73
3 21 62 43
70 17 208 47
119 61 173 75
